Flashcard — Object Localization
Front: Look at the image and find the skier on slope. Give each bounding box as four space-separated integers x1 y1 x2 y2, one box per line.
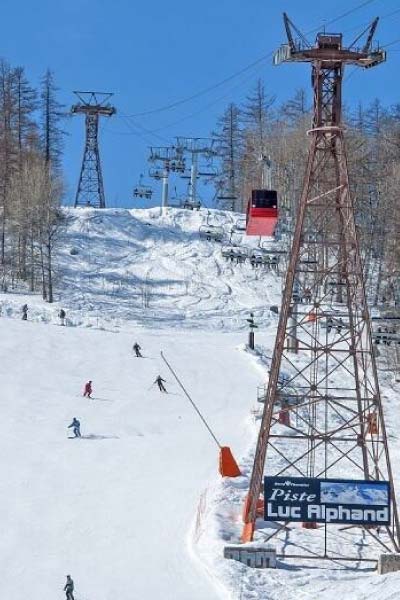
22 304 28 321
83 380 93 398
59 308 66 326
133 342 143 357
64 574 75 600
68 418 81 438
154 375 167 393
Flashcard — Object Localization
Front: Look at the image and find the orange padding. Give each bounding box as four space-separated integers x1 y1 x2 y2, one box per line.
241 521 255 543
367 412 378 434
302 521 318 529
242 494 264 521
219 446 242 477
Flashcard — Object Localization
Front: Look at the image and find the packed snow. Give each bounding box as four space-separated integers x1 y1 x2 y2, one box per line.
0 316 268 600
1 207 400 600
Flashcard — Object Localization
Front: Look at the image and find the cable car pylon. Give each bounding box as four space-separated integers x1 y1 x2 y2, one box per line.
241 15 400 560
72 91 116 208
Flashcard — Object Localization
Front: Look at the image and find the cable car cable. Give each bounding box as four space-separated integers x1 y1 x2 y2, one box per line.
121 61 266 135
121 0 382 119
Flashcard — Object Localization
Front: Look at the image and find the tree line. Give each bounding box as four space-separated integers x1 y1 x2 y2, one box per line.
0 60 65 303
212 80 400 308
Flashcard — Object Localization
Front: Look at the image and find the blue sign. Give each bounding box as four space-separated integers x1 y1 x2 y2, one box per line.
264 476 390 525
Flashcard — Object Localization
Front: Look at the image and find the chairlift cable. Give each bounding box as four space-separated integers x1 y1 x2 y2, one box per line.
115 116 158 145
121 115 170 144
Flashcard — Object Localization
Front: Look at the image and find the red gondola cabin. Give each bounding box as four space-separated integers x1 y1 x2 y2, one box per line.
246 189 278 236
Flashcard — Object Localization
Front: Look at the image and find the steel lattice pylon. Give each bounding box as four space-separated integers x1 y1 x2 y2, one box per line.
72 92 116 208
241 16 400 560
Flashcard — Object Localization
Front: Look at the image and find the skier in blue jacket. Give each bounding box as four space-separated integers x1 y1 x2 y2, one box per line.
68 418 81 438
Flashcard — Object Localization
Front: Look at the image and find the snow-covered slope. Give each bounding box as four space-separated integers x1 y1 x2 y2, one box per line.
2 207 400 600
0 207 281 599
0 317 265 600
53 207 281 330
1 207 282 331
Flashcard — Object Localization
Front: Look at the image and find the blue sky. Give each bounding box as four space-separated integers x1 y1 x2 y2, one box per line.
3 0 400 207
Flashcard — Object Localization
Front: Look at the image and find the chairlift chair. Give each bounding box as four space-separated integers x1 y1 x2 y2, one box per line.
183 198 201 211
148 167 163 180
133 174 153 199
233 217 247 232
221 246 248 262
372 318 400 345
217 194 238 211
199 211 225 242
169 158 186 173
199 224 224 242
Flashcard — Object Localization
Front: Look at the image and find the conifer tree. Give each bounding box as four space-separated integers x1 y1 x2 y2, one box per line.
40 69 65 170
280 88 308 124
213 103 243 211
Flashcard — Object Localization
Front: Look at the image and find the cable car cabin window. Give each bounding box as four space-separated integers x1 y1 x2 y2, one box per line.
251 190 278 209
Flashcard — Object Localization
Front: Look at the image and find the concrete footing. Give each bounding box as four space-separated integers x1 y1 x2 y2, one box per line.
224 545 277 568
377 553 400 575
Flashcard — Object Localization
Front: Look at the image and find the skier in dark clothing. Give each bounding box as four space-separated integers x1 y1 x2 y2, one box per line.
64 575 75 600
133 342 143 357
327 317 334 334
83 380 93 398
22 304 28 320
154 375 167 392
59 309 66 326
68 418 81 438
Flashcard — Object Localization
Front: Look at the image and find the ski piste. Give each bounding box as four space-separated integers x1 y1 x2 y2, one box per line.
2 206 399 600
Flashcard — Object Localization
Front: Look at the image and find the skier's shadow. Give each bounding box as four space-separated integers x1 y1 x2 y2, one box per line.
91 397 114 403
81 434 120 440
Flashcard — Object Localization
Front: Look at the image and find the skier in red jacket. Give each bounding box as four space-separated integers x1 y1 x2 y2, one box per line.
83 380 93 398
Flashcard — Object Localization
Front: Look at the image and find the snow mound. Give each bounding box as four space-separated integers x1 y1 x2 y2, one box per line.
54 207 282 331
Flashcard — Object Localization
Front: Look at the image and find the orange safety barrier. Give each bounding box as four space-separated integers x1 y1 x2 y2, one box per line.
242 494 264 521
241 521 255 543
302 521 318 529
306 310 318 322
278 409 291 426
367 412 378 434
301 521 318 529
219 446 242 478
